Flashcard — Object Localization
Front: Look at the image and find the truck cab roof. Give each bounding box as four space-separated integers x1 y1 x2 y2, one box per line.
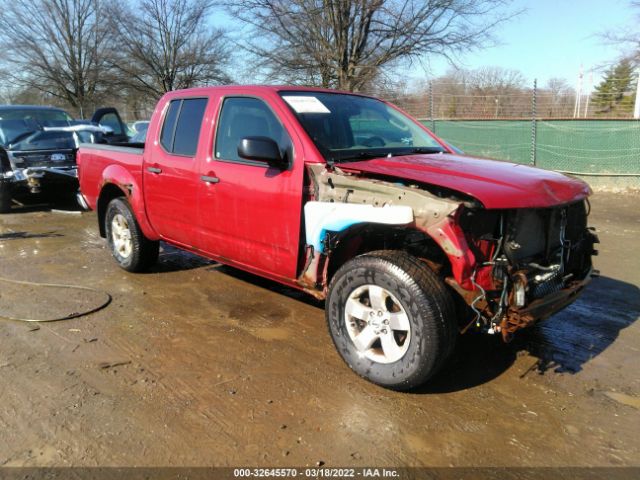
159 85 375 99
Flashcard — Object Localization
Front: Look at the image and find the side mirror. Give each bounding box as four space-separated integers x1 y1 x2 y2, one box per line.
237 136 286 169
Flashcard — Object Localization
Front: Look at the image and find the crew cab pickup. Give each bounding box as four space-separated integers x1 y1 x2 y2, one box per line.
77 86 598 390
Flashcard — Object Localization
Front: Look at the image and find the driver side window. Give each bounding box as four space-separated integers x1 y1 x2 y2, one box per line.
214 97 290 164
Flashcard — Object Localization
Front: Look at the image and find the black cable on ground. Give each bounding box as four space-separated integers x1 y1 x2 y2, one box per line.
0 277 112 322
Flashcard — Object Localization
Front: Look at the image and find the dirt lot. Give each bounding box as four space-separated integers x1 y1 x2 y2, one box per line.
0 191 638 468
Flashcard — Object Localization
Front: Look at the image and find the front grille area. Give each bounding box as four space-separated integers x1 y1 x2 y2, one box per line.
461 200 595 296
11 150 76 168
459 200 595 336
503 201 591 275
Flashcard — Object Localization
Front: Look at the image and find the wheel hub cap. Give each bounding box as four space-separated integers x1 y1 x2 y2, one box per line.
344 284 411 364
111 213 133 259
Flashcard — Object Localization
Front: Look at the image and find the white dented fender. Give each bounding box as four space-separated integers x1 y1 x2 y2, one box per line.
304 201 414 253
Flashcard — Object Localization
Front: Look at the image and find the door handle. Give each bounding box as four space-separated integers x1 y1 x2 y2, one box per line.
201 175 219 184
147 166 162 174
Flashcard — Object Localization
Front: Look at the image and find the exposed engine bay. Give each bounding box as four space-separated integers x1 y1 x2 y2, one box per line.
457 200 598 340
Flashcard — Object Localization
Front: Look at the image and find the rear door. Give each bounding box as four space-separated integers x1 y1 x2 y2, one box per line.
143 97 209 247
197 94 305 280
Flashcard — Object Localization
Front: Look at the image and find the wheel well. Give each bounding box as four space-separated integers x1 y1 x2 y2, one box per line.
325 225 451 286
97 184 126 237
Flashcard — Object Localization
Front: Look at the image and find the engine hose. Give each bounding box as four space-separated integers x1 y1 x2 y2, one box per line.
0 276 112 322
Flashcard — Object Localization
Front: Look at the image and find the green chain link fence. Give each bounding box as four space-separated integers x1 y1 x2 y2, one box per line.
419 119 640 188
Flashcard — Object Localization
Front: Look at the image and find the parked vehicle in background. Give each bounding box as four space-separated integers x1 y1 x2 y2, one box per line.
132 121 150 135
129 121 150 144
0 105 127 212
129 130 146 144
77 86 598 390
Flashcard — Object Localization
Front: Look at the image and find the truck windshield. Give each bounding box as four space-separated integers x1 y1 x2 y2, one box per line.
0 109 72 147
279 91 445 162
9 131 79 151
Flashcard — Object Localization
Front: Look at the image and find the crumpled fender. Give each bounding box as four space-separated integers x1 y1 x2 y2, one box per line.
100 164 159 240
425 212 476 290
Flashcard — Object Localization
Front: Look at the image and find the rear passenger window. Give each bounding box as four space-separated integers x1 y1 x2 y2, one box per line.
160 101 180 152
215 97 290 163
160 98 208 156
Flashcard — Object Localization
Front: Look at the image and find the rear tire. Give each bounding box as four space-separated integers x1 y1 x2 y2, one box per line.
326 250 457 390
105 197 159 272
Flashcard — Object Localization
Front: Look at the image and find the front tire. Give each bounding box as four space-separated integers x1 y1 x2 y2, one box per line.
326 250 457 390
105 197 159 272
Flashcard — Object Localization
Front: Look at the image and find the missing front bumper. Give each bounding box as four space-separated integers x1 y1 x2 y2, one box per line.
499 268 594 341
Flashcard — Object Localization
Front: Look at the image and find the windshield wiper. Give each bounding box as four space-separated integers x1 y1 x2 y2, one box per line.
7 130 38 147
334 151 392 163
333 147 445 163
399 147 445 155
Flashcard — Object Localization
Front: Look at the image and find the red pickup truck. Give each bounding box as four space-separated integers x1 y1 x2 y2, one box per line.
77 86 597 390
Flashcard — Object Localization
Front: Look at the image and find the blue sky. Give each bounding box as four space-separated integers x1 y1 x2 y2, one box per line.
216 0 637 90
411 0 637 88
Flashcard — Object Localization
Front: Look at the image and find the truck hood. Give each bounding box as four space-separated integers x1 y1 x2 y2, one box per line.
338 153 591 209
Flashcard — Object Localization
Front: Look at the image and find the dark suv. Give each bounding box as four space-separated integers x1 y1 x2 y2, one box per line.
0 105 128 212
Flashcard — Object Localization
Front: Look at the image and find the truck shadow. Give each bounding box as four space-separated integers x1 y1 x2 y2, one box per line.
146 243 323 301
204 263 323 306
150 243 217 273
519 275 639 375
419 275 639 394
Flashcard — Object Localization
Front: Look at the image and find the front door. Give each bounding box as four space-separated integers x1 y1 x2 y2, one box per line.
197 95 304 280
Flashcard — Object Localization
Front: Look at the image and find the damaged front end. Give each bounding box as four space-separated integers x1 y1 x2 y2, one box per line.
297 162 597 341
455 200 598 340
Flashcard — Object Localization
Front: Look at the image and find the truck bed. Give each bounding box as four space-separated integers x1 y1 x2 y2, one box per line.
77 143 146 211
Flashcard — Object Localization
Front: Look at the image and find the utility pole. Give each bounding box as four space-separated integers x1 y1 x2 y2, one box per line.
573 66 583 118
583 70 593 118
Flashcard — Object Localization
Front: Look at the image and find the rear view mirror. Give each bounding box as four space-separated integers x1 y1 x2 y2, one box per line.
237 136 286 169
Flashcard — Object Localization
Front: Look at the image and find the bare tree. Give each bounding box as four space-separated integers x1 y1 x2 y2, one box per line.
228 0 518 91
0 0 110 117
108 0 233 100
539 78 575 118
600 1 640 66
426 67 528 118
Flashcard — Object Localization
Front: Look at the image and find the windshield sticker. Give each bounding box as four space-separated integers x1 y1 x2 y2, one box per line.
283 96 331 114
